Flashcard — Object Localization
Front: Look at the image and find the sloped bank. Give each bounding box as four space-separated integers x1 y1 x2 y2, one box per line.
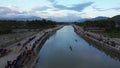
73 24 120 54
24 25 64 68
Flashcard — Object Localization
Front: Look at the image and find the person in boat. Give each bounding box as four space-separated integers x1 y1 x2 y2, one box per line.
69 46 72 51
75 39 77 42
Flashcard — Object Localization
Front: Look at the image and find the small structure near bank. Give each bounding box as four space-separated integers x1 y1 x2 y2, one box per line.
84 26 105 31
115 20 120 28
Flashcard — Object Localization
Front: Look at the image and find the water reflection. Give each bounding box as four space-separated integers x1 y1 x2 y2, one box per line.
36 26 120 68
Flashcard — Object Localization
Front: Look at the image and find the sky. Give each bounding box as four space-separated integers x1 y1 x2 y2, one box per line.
0 0 120 22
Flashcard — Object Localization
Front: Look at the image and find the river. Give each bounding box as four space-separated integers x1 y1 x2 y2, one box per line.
35 26 120 68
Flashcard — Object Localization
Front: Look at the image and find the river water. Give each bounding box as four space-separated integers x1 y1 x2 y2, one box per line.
36 26 120 68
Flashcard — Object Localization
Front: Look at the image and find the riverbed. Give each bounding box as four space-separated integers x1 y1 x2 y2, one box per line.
35 26 120 68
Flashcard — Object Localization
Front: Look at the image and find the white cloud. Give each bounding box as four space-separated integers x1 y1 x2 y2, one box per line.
30 6 50 13
38 10 84 22
0 6 27 17
39 11 67 18
18 0 23 1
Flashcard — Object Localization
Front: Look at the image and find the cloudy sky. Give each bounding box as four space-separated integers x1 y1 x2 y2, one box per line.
0 0 120 22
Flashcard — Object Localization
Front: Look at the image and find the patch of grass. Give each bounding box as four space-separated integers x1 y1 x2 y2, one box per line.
92 29 120 38
0 29 12 34
105 30 120 38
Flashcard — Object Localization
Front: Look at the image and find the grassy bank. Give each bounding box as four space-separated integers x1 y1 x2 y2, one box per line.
92 28 120 38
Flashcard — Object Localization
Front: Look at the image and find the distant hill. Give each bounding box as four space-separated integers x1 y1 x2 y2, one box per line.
90 16 109 21
77 16 109 22
77 18 88 22
0 16 42 21
111 15 120 21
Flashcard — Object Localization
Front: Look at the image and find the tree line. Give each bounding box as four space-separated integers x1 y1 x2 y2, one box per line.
0 19 57 34
76 20 117 31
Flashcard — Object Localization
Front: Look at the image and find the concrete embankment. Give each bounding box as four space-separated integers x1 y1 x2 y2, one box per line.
26 25 64 68
73 24 120 54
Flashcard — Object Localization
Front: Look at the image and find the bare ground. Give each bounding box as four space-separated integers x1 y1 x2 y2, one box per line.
0 31 38 48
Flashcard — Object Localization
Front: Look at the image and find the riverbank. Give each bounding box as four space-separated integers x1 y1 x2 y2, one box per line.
73 24 120 54
27 25 64 68
0 25 64 68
